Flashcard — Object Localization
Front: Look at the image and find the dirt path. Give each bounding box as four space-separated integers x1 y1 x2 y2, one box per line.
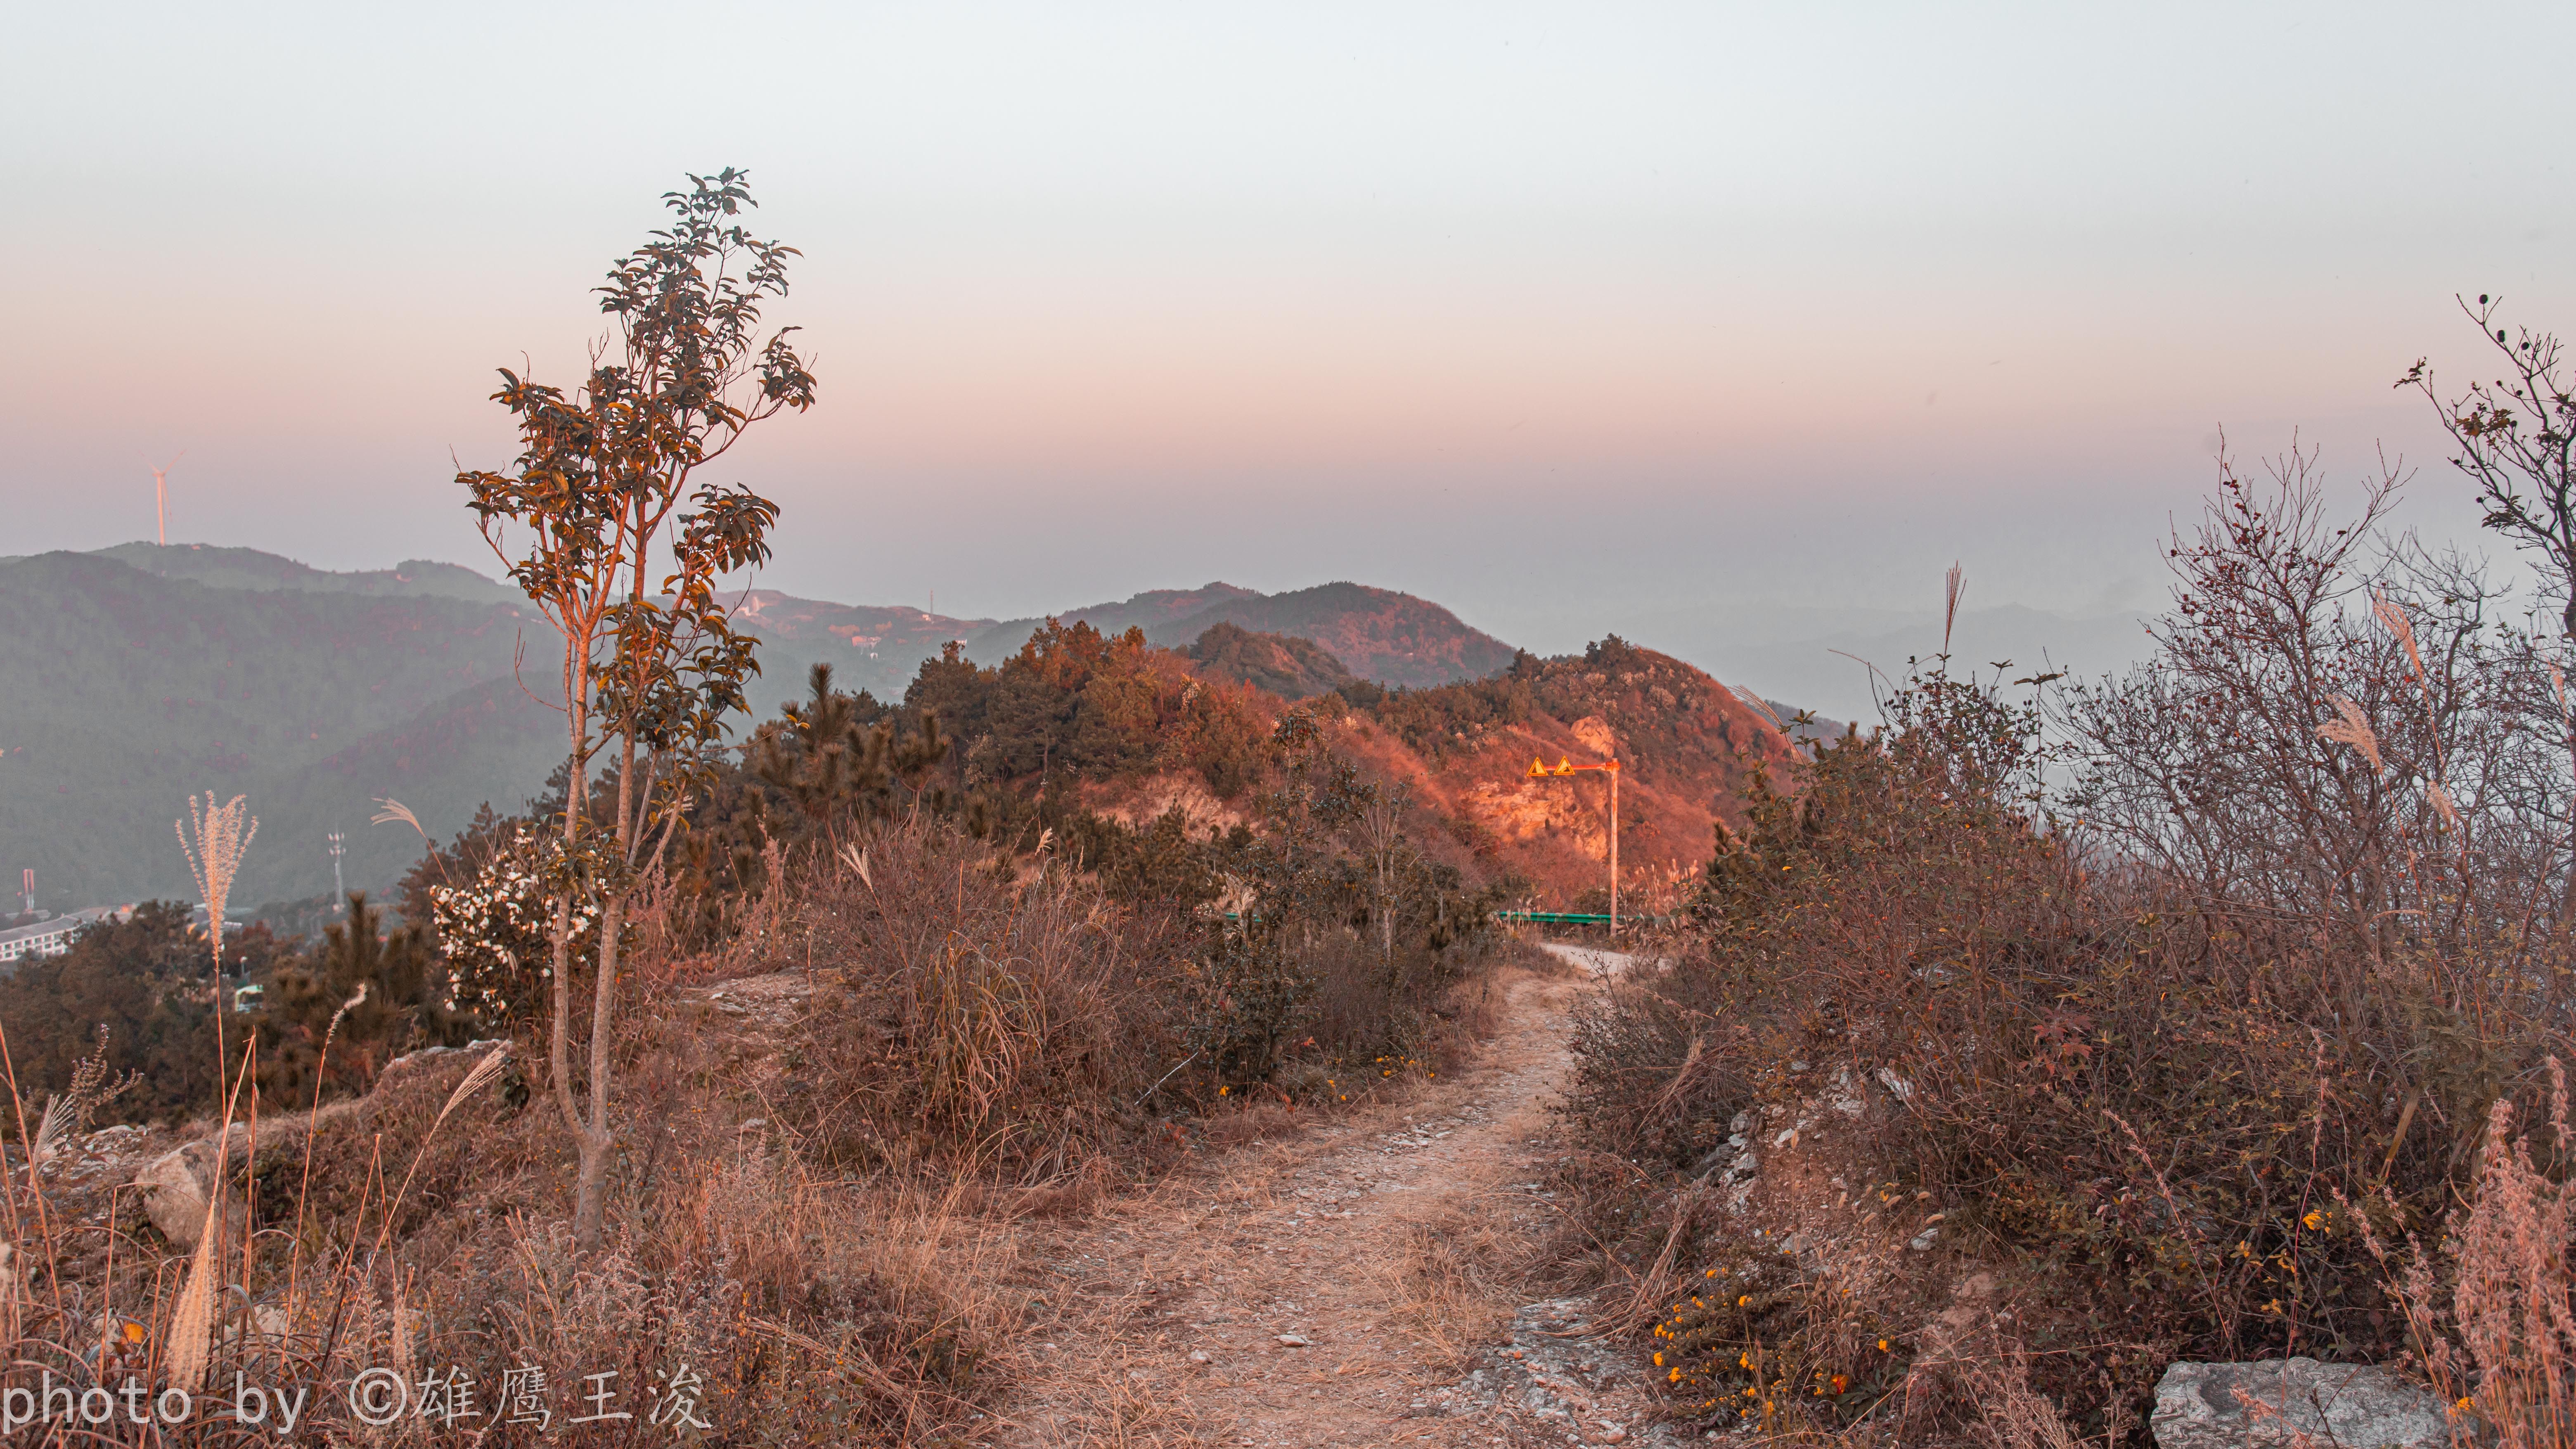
991 947 1690 1449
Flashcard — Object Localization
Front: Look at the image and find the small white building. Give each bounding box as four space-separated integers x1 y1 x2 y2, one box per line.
0 906 134 966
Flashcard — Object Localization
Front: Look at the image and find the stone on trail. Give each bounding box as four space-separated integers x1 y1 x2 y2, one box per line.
2151 1359 2445 1449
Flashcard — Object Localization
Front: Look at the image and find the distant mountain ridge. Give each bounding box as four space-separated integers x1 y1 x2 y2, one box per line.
735 579 1516 709
2 546 1534 909
83 542 522 606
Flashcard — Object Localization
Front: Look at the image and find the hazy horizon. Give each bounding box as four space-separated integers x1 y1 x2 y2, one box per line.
9 2 2570 709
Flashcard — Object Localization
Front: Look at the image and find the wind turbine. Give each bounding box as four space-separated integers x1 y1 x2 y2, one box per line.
150 451 184 545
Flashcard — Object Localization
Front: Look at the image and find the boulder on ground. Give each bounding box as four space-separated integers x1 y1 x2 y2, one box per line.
2152 1359 2445 1449
133 1131 244 1250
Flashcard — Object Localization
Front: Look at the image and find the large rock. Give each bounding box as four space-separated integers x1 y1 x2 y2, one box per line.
133 1131 243 1251
2152 1359 2446 1449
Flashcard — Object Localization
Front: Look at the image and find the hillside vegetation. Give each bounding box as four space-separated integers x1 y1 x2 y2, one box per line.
3 547 1650 912
1182 622 1359 699
532 615 1800 946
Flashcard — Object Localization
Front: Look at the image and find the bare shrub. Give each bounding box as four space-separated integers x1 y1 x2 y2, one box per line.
1565 447 2576 1434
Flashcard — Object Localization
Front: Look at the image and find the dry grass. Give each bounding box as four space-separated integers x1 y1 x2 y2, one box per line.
1199 1102 1307 1150
1005 1352 1213 1449
792 814 1198 1181
0 997 1033 1442
1957 1344 2133 1449
1383 1212 1518 1373
0 794 1537 1443
2365 1057 2576 1449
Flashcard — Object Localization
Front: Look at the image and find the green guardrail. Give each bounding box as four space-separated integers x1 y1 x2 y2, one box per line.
1218 909 1659 926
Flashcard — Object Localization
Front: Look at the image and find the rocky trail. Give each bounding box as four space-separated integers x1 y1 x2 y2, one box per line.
991 945 1694 1449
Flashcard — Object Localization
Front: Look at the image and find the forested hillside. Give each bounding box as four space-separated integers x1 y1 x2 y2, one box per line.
1307 635 1806 904
0 551 561 909
627 620 1799 927
1182 623 1358 699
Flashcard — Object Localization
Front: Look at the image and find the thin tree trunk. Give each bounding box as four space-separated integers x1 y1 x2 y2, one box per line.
549 652 590 1151
572 724 640 1249
573 893 620 1247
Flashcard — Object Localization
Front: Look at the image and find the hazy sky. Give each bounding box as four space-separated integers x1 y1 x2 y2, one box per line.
7 1 2571 708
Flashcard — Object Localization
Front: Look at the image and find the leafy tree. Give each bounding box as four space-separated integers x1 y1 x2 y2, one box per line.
456 168 815 1248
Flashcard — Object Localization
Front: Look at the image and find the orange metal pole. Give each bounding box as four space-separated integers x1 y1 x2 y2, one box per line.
1522 754 1622 934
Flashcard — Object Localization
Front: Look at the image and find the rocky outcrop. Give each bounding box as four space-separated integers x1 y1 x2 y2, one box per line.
2151 1359 2446 1449
1410 1298 1689 1446
130 1042 508 1250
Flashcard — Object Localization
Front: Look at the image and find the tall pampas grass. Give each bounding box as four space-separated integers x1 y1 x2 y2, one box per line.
177 792 257 978
166 1041 256 1392
2318 695 2385 773
1942 561 1966 655
164 1221 219 1391
370 797 427 841
174 789 259 1390
376 1046 510 1256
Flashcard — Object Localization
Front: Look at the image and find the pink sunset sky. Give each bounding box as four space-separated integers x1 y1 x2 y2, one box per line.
7 2 2572 710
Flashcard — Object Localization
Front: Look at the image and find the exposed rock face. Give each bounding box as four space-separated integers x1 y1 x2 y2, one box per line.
1569 716 1617 758
2151 1359 2446 1449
